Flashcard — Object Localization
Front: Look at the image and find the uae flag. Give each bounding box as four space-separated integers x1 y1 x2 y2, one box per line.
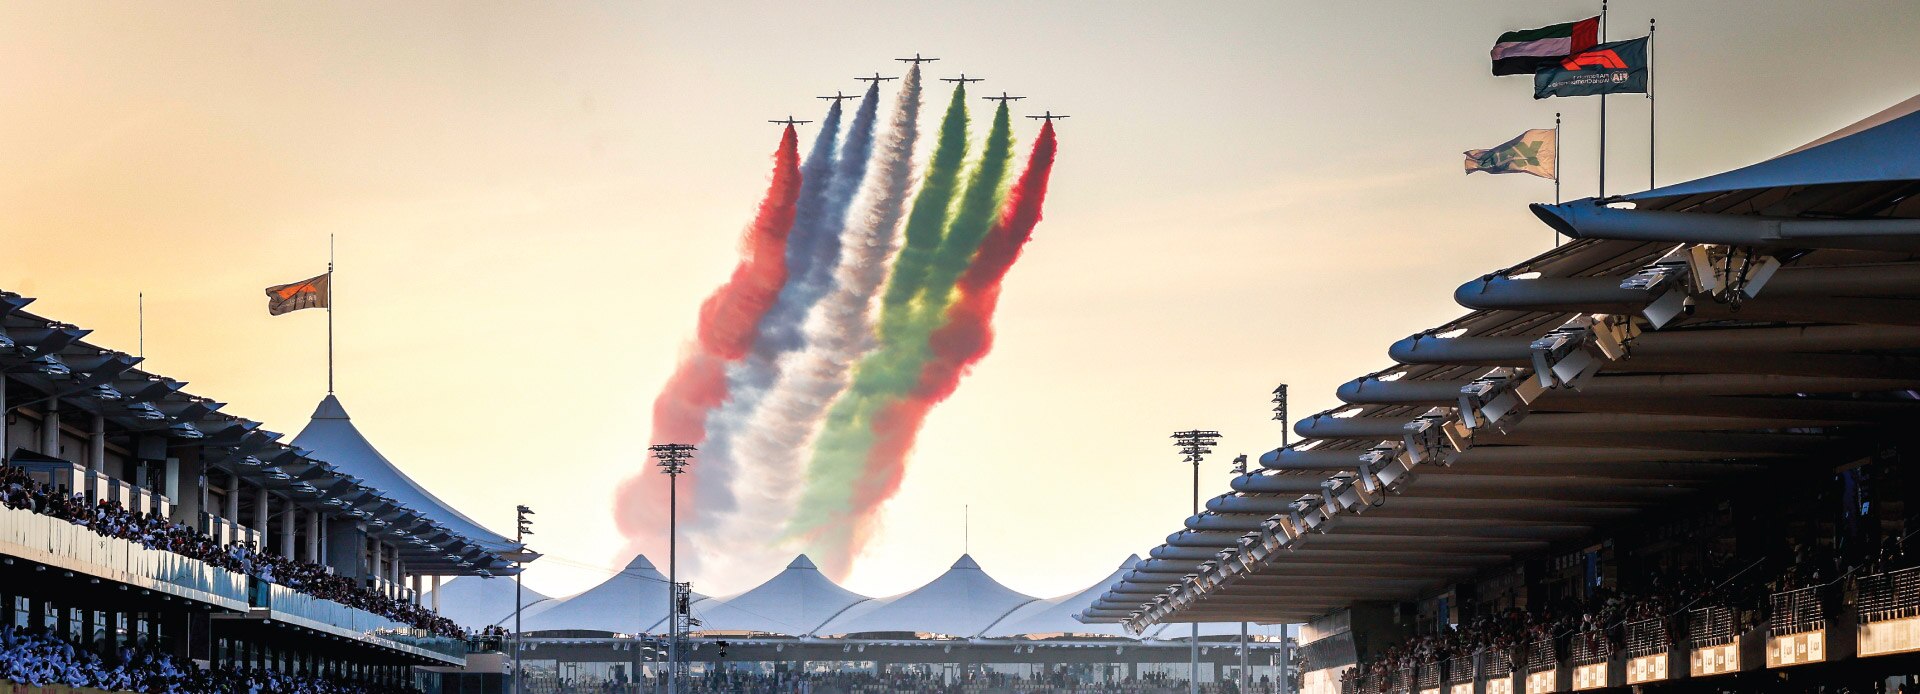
1491 16 1599 76
265 273 330 316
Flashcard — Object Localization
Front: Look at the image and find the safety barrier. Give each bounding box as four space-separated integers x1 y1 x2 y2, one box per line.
0 506 247 610
1687 606 1741 676
1858 566 1920 656
1767 586 1826 668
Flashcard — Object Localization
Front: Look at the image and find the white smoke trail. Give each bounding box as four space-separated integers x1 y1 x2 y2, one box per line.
688 67 925 582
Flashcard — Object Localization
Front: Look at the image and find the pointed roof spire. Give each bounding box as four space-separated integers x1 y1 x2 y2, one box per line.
952 554 981 570
788 555 818 570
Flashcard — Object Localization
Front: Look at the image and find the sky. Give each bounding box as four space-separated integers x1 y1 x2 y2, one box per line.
3 1 1917 601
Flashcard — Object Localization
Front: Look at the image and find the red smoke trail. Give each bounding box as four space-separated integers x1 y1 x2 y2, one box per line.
847 123 1058 552
613 126 804 554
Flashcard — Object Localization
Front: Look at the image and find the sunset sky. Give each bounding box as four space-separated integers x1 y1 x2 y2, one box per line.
3 1 1916 600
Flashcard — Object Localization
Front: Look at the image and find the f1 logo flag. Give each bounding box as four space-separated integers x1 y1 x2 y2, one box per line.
265 273 330 316
1534 37 1649 99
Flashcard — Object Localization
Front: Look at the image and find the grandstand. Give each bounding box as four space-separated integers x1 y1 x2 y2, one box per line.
1 293 526 692
1083 95 1920 694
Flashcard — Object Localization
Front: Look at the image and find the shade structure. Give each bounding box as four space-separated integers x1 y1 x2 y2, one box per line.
815 555 1037 638
524 554 702 634
424 576 556 628
687 555 871 636
292 394 519 554
983 556 1142 638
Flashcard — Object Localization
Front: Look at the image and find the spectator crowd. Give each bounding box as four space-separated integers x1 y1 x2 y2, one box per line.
0 625 423 693
1 465 461 638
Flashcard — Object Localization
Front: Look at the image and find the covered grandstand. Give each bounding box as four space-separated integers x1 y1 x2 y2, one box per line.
1083 95 1920 694
1 291 529 692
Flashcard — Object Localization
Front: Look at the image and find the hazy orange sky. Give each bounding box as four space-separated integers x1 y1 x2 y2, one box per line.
3 1 1917 600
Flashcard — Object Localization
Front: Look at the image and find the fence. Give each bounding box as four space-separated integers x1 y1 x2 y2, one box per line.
1687 607 1738 648
1769 586 1825 637
1624 619 1668 660
1858 566 1920 624
1524 638 1555 674
1569 631 1611 666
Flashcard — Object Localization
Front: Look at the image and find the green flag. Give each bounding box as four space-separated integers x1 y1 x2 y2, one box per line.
1534 37 1649 99
1465 129 1557 179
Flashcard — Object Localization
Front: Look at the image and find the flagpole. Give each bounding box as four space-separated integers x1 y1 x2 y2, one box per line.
328 234 335 394
1648 17 1657 190
1598 0 1608 198
1555 112 1563 248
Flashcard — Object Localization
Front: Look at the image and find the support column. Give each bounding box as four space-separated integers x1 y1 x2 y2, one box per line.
0 374 8 461
253 486 269 548
88 414 105 473
370 537 383 591
223 479 240 544
306 509 322 563
410 573 421 606
280 504 295 559
40 397 59 457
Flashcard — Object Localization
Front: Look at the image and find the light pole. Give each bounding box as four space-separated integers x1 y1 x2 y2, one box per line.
514 504 533 694
1172 429 1221 694
1273 384 1291 694
650 443 695 694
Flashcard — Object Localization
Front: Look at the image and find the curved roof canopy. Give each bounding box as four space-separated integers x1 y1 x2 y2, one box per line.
292 395 519 556
424 576 556 628
690 555 871 636
524 555 704 634
815 555 1037 638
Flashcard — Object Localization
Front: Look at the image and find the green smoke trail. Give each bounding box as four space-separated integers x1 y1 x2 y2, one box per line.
789 102 1017 561
876 85 972 340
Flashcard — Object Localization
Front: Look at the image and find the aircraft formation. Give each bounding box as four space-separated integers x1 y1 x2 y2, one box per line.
766 54 1067 126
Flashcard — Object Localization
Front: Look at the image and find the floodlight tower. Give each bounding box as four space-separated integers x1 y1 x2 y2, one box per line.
514 504 534 694
650 443 696 694
1171 429 1221 694
1273 383 1294 694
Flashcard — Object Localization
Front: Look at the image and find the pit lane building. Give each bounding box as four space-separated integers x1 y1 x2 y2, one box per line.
1 293 526 690
1083 95 1920 694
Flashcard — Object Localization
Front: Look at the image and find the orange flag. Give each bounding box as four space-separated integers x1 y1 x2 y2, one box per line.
265 273 330 316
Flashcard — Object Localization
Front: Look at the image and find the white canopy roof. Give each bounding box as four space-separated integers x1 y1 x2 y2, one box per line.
814 555 1037 638
424 576 556 628
690 555 871 637
524 554 703 634
292 395 519 554
982 556 1141 638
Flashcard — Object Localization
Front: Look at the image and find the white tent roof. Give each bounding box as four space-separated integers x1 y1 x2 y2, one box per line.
291 395 518 553
981 556 1142 638
815 555 1037 638
690 555 871 637
524 554 703 634
424 576 557 628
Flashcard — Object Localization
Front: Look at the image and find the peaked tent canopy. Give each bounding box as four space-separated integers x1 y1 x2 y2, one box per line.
524 554 706 634
690 555 871 637
424 576 557 628
815 555 1037 638
292 395 521 558
983 556 1142 638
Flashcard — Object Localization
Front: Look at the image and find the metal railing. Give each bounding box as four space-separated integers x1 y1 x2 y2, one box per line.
1443 655 1474 685
1569 630 1611 666
0 505 248 607
1525 637 1556 673
251 580 465 661
1415 661 1440 690
1484 649 1515 679
1769 586 1825 637
1858 566 1920 624
1624 619 1668 659
1688 606 1738 648
1389 667 1412 694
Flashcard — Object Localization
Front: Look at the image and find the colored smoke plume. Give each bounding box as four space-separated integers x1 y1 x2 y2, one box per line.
851 122 1057 552
794 101 1019 574
612 126 802 559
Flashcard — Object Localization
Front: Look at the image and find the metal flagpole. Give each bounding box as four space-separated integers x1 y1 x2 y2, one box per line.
1599 0 1608 198
1649 17 1657 190
1555 112 1563 248
327 234 335 394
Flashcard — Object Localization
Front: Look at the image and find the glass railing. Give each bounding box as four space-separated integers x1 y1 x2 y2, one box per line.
250 581 465 661
0 505 248 606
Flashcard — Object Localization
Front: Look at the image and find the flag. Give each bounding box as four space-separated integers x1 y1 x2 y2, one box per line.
1465 129 1557 179
1491 16 1599 76
265 273 330 316
1534 38 1650 99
